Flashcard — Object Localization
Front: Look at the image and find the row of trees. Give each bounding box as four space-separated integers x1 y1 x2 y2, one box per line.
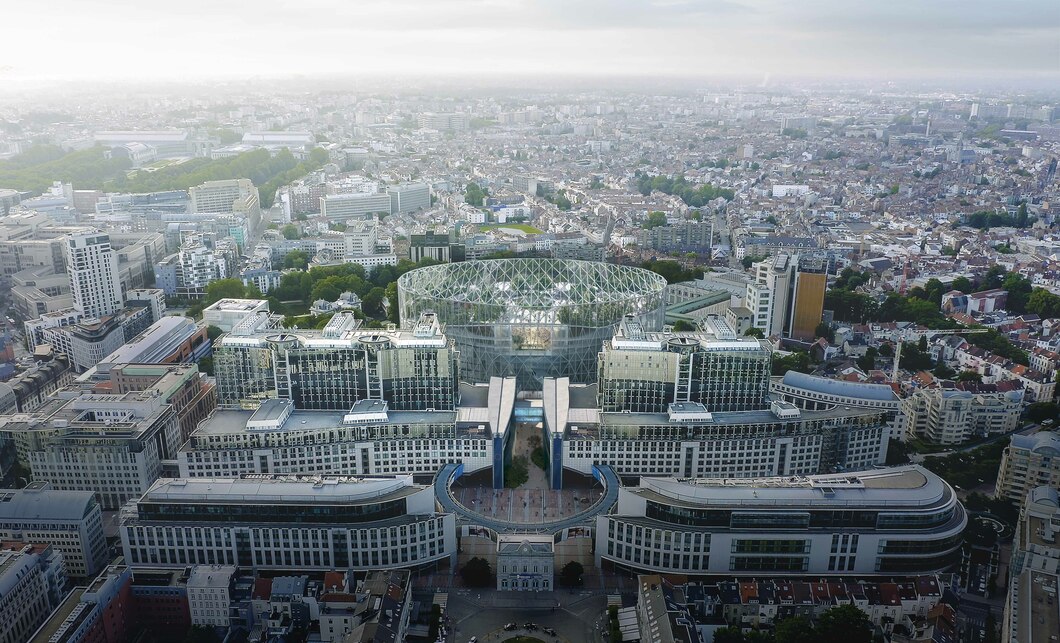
635 173 735 206
107 147 329 209
0 145 132 194
963 205 1032 230
714 604 874 643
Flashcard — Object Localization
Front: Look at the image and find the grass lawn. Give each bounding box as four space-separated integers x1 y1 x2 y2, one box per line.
480 223 543 234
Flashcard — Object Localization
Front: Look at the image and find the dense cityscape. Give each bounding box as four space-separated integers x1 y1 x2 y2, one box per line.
0 9 1058 643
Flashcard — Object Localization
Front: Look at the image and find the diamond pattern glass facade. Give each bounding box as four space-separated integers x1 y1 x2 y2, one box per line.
398 259 667 390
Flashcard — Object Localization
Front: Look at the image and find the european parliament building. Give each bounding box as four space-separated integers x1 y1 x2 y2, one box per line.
125 260 964 577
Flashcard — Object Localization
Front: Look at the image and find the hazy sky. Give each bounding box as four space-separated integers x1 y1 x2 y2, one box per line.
2 0 1057 83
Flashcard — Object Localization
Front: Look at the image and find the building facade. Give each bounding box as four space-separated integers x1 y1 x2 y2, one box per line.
996 431 1060 505
120 475 457 572
596 465 967 577
0 484 108 579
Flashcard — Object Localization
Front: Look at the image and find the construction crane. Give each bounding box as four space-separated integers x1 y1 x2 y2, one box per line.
890 327 989 383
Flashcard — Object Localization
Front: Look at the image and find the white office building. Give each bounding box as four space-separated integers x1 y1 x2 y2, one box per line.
65 230 124 320
387 183 430 215
596 465 966 576
120 475 457 571
0 484 108 578
320 193 393 221
0 545 66 643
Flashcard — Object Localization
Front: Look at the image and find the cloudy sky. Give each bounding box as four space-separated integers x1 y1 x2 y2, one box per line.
2 0 1057 83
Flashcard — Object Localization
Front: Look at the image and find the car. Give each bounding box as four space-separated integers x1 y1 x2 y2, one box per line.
504 623 518 631
468 638 477 643
524 622 538 630
543 627 557 636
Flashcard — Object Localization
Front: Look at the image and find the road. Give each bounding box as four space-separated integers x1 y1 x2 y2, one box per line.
909 424 1040 463
442 590 609 643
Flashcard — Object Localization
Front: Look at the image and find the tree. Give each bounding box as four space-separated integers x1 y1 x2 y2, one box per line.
744 327 765 339
982 265 1007 290
673 320 697 332
281 224 300 240
879 343 894 357
775 617 816 643
1002 273 1033 313
714 627 746 643
284 250 309 271
952 276 973 294
643 211 668 229
197 356 214 376
816 604 873 643
1026 401 1059 424
772 351 812 376
362 287 386 317
205 279 249 305
460 557 492 587
956 370 983 383
559 561 584 587
814 322 834 343
206 325 224 341
183 626 220 643
464 182 486 207
857 346 878 373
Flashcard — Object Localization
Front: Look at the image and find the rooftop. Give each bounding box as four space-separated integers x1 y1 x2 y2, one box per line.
141 474 424 505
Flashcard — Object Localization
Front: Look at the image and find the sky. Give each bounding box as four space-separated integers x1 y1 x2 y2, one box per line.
1 0 1057 84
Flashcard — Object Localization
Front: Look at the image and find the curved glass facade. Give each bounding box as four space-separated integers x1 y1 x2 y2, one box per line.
398 259 667 389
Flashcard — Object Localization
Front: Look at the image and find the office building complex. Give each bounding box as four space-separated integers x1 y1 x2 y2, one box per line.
213 312 459 411
120 474 457 571
397 259 667 390
996 431 1060 505
417 113 469 131
596 465 966 576
176 376 512 480
0 484 108 579
65 230 124 320
2 390 182 509
598 317 771 413
771 370 906 440
743 255 825 340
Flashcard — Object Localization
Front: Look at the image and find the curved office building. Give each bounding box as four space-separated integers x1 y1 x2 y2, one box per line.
397 259 667 389
596 464 966 576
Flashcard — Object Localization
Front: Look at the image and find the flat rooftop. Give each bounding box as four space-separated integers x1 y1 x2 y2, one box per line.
631 465 953 510
141 474 423 505
191 408 458 437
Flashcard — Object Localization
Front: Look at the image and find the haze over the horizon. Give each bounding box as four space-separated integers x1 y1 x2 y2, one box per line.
2 0 1058 85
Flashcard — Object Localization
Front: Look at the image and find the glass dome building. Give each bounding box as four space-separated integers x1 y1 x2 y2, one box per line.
397 259 667 390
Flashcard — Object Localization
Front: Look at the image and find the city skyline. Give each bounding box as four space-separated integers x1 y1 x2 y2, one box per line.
1 0 1058 88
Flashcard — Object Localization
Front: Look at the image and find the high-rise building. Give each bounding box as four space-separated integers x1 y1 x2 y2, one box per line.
119 474 457 571
65 230 124 320
750 255 794 337
996 432 1060 505
788 270 826 341
0 484 109 579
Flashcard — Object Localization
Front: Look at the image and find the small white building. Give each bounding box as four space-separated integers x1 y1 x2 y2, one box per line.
497 535 553 592
188 565 237 626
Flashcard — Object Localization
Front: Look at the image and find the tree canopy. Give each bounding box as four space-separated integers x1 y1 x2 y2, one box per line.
636 173 735 206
